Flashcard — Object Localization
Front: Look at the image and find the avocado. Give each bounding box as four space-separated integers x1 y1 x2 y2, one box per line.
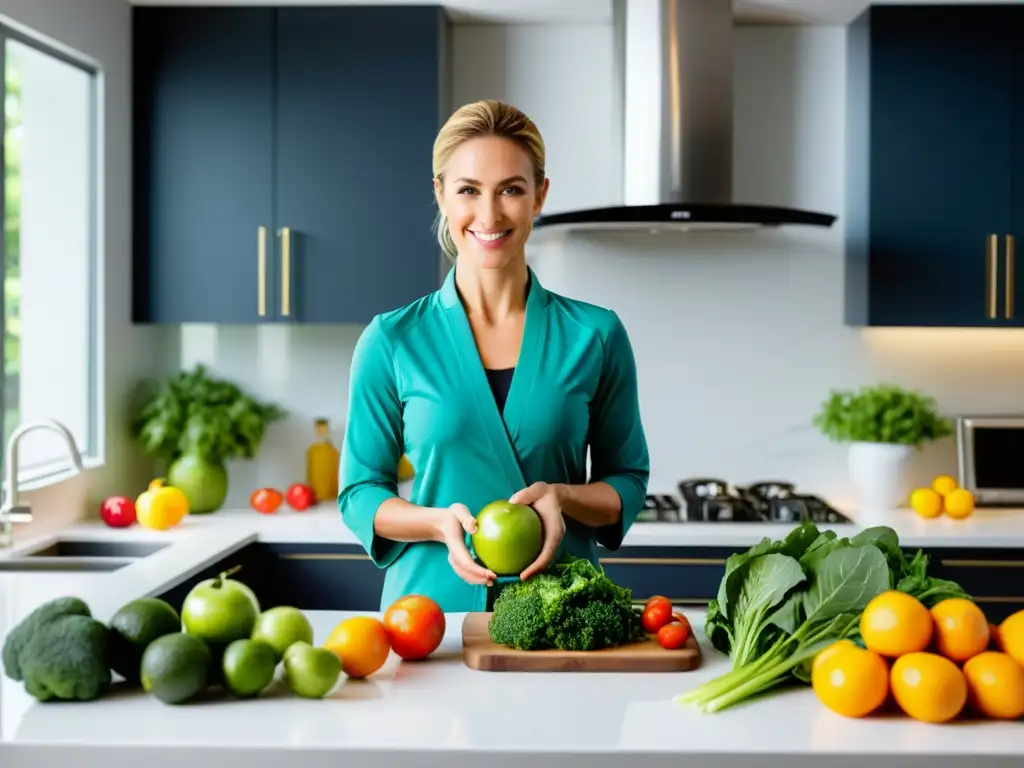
107 597 182 685
140 632 212 705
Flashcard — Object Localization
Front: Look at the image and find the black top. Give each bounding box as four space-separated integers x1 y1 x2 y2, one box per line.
484 367 515 414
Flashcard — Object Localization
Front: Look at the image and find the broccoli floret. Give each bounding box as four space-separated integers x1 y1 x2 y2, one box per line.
487 581 552 650
17 613 111 702
2 596 91 682
488 557 645 652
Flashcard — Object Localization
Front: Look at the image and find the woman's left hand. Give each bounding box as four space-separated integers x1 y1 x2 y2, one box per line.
509 482 567 581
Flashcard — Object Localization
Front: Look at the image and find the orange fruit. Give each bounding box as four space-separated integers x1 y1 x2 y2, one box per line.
931 474 959 496
909 488 943 519
324 616 391 678
944 489 975 519
890 652 968 723
930 598 990 662
999 609 1024 666
812 639 857 675
860 590 934 658
962 651 1024 720
811 642 889 718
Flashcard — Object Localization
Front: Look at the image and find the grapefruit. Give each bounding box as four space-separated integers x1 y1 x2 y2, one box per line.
470 500 543 576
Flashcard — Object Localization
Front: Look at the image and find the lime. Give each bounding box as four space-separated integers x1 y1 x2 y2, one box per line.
471 501 543 575
221 638 277 698
283 641 342 699
252 606 314 659
107 597 181 684
140 632 211 705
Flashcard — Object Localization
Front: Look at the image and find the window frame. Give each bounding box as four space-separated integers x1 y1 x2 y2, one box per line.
0 19 104 489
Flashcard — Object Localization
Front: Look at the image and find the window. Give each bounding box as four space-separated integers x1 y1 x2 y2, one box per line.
1 26 101 484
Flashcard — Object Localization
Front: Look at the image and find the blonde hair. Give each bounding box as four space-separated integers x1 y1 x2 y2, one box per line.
432 99 546 261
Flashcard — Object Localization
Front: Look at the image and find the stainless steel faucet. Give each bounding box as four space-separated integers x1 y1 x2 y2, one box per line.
0 419 85 547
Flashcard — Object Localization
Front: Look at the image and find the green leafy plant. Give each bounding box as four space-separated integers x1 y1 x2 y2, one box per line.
675 521 968 713
131 364 286 467
812 383 953 447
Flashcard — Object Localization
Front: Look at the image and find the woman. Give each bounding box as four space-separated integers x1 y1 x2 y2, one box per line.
339 99 649 613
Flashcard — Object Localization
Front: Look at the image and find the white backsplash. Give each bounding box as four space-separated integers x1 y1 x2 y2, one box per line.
163 23 1024 514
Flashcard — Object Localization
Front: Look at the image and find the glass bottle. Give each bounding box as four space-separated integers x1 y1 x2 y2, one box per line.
306 418 340 504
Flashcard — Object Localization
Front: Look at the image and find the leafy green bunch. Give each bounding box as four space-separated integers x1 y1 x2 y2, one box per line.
812 383 953 447
488 557 646 652
676 521 968 713
131 364 287 466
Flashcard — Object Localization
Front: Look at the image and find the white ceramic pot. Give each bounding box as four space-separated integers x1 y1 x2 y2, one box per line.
847 441 915 512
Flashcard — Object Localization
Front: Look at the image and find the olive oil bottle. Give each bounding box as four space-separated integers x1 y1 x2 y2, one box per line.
306 418 340 503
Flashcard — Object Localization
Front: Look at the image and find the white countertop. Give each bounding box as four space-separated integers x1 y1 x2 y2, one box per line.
6 499 1012 551
3 607 1023 767
2 502 1024 766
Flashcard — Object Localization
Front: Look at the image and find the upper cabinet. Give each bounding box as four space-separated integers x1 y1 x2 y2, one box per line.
132 6 450 325
845 5 1024 328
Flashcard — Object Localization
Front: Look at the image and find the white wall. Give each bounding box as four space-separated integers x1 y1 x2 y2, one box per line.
0 0 169 538
173 20 1024 513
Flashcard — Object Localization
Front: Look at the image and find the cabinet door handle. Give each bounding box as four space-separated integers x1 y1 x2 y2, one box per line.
280 226 291 317
1007 235 1015 320
987 233 998 319
257 225 267 317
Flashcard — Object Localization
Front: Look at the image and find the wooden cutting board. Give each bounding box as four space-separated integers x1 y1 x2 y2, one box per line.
461 612 702 672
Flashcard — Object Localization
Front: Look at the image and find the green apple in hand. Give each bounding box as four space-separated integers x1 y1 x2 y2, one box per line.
284 641 342 699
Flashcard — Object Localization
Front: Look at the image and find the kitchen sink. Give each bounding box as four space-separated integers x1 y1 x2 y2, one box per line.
0 557 131 572
22 540 169 559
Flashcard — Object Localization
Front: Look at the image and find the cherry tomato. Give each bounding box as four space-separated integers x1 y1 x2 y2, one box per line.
382 594 446 661
642 601 673 633
645 595 672 612
250 487 283 515
657 620 691 650
285 482 317 511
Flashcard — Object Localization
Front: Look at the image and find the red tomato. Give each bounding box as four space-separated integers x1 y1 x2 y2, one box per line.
285 482 317 511
250 487 283 514
642 601 673 634
657 620 691 650
646 595 671 611
382 594 446 661
100 496 136 527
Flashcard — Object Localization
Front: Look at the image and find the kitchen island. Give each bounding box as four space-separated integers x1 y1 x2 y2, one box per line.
2 505 1024 766
2 605 1023 768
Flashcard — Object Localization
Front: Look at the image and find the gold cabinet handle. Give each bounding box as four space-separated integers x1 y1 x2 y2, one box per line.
280 226 291 317
987 233 998 319
257 226 267 317
1007 234 1015 320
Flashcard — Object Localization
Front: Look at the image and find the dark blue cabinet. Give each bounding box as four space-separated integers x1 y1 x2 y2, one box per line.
132 8 276 324
132 6 449 325
845 6 1021 328
155 541 1024 625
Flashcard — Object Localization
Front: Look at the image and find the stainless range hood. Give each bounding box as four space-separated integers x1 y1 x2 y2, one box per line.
533 0 837 233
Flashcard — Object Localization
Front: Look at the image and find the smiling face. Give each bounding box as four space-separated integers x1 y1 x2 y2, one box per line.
434 135 549 270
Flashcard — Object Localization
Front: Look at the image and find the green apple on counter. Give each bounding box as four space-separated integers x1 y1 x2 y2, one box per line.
284 641 342 698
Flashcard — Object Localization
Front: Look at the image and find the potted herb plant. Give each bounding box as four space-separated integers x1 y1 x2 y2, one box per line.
131 364 287 514
812 383 953 510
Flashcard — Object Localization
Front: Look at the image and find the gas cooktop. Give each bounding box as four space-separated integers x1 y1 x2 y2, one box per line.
640 478 852 525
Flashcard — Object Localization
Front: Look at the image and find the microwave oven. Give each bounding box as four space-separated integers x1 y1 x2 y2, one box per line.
956 416 1024 505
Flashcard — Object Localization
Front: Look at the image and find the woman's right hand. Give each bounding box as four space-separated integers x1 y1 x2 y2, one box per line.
435 503 497 587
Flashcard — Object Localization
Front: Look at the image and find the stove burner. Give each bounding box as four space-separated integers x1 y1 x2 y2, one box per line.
638 478 854 524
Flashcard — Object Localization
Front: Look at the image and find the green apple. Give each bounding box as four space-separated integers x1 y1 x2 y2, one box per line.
252 606 314 658
284 641 342 699
470 500 543 576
